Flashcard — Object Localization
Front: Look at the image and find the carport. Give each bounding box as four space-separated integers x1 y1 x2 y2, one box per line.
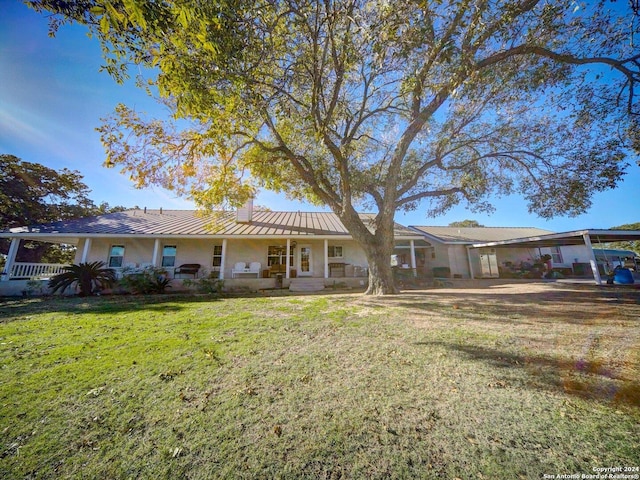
466 229 640 285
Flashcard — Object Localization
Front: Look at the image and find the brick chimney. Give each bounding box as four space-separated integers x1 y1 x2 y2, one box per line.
236 198 254 223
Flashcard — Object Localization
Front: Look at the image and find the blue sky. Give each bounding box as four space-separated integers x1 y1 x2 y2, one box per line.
1 2 638 231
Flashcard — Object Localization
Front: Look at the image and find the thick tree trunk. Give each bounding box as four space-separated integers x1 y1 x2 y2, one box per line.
363 244 398 295
339 211 398 295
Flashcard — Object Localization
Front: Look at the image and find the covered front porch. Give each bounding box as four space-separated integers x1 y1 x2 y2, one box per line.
0 235 424 295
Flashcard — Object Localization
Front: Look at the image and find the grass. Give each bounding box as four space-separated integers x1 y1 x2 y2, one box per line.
1 284 639 479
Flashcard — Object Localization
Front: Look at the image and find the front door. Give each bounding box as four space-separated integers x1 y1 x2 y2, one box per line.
298 245 313 276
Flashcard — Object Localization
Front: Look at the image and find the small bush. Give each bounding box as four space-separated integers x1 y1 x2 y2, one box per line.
183 274 224 296
119 267 172 294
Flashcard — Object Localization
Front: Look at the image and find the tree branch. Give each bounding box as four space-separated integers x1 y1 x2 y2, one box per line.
476 46 640 114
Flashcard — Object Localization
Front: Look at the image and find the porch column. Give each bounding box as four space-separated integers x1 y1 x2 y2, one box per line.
285 238 291 279
324 239 329 279
583 233 602 285
219 239 227 280
2 238 19 281
409 240 417 276
81 238 92 263
151 238 161 266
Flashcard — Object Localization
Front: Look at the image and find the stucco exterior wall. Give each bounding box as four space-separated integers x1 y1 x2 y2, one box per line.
79 237 370 279
554 245 589 267
495 247 537 266
430 243 452 271
78 238 158 267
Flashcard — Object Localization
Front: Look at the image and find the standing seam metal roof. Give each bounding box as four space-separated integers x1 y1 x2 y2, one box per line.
5 209 422 238
410 226 555 243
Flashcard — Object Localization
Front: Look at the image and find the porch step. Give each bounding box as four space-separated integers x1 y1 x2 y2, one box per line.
289 278 325 292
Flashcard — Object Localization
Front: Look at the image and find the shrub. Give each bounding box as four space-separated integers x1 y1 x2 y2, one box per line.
48 262 116 296
183 274 224 296
118 267 172 294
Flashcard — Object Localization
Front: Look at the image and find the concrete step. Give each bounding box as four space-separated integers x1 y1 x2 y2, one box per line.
289 277 325 292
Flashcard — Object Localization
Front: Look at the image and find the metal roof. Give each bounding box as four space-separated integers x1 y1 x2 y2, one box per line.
2 209 422 239
592 249 639 258
409 226 554 244
469 229 640 249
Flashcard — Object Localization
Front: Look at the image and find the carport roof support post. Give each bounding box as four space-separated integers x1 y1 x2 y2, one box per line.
582 233 602 285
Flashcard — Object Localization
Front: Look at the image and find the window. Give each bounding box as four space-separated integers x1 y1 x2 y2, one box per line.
162 245 177 267
212 245 223 269
550 246 563 264
327 245 343 258
267 246 294 266
108 245 125 268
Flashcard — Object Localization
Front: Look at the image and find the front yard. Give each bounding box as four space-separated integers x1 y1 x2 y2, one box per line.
1 283 638 479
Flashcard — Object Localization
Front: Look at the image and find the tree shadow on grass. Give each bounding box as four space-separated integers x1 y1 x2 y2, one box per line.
0 293 223 322
416 340 640 409
382 287 640 326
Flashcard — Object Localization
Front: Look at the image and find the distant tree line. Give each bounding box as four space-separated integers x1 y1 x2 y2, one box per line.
609 222 640 253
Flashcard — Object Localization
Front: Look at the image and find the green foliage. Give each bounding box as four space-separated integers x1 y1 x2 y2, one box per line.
48 261 117 296
118 266 172 294
448 219 485 227
0 154 128 263
1 290 639 477
608 222 640 253
0 154 94 228
183 274 224 296
26 0 640 293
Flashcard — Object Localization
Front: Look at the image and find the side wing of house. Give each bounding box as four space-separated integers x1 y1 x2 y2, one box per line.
408 226 557 279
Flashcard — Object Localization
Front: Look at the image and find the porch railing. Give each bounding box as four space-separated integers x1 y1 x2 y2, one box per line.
7 263 69 280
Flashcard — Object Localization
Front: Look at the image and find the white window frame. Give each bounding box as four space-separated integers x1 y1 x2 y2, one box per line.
161 245 177 267
267 245 294 266
550 246 563 264
108 245 125 268
212 245 223 270
327 245 343 258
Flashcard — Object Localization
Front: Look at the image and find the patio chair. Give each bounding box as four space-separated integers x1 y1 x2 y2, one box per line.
232 262 247 278
248 262 261 277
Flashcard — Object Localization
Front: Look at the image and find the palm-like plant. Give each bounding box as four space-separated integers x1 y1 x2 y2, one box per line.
48 261 117 296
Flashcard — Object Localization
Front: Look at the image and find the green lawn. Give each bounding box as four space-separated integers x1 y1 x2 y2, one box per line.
1 285 639 479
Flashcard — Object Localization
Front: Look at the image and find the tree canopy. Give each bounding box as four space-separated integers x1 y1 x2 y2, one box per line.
27 0 640 293
448 220 485 228
0 154 126 263
608 222 640 253
0 154 95 229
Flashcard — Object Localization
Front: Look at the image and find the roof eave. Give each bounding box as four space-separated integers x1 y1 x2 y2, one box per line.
0 232 424 241
470 229 640 248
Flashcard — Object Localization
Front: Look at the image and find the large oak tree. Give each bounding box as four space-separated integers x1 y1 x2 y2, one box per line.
28 0 640 294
